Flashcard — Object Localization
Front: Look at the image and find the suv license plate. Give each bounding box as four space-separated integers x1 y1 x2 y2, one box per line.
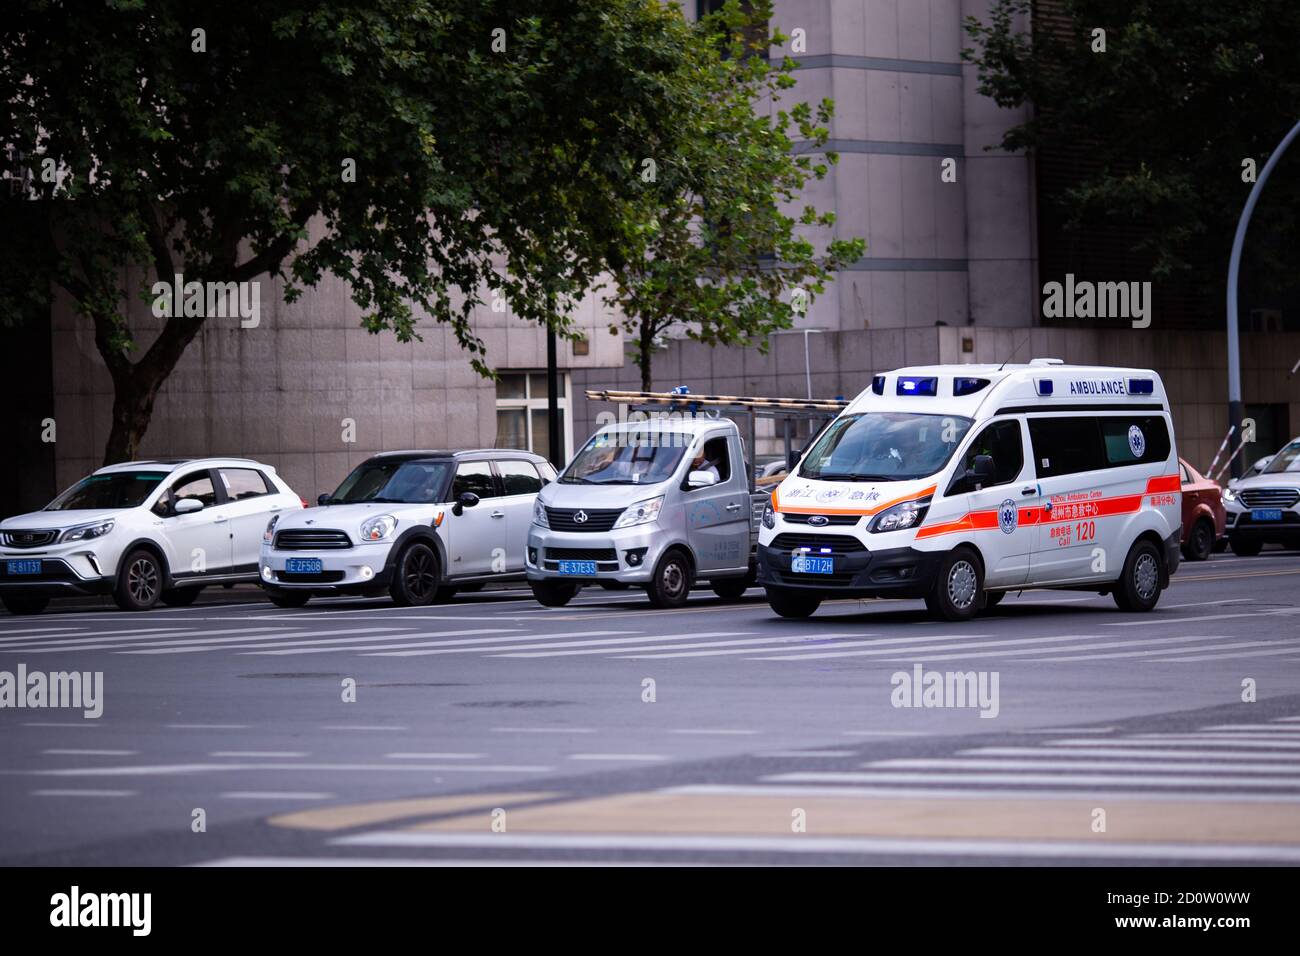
557 560 597 576
285 558 323 574
791 555 834 574
6 559 41 575
1252 509 1283 522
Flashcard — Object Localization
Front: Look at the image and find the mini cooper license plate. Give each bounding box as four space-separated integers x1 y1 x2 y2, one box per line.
791 555 834 574
557 560 597 576
285 558 324 574
1252 509 1283 522
6 559 41 575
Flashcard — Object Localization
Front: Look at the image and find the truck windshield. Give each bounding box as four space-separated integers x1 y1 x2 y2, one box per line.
1262 441 1300 474
46 471 168 510
562 430 690 485
328 460 452 504
799 412 973 481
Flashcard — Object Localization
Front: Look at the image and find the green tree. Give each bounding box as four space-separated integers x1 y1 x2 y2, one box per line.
964 0 1300 296
0 0 698 462
607 0 865 391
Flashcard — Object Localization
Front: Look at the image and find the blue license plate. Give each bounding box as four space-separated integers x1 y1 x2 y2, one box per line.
1252 509 1283 522
791 555 834 574
6 559 41 575
285 557 323 574
557 560 597 576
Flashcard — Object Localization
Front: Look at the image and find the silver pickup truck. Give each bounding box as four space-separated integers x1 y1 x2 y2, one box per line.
526 417 766 607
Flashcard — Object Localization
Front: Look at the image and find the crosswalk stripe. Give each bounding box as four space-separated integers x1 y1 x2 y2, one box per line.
1104 607 1300 627
0 626 117 641
1144 643 1300 662
1025 638 1294 662
3 627 325 653
0 625 302 649
1048 737 1300 750
662 782 1300 803
762 770 1300 788
503 633 860 659
961 746 1300 761
236 628 631 656
1201 724 1300 732
748 631 1229 662
360 631 753 658
116 627 420 654
869 757 1300 774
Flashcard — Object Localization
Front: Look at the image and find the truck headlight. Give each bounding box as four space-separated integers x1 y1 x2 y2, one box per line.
60 519 115 542
360 514 397 541
533 499 549 528
761 502 776 529
613 496 664 529
869 500 928 534
263 514 279 543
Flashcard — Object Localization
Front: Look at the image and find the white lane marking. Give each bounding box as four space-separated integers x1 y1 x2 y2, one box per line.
43 749 138 756
841 730 930 737
1160 599 1253 610
328 831 1300 862
321 725 407 732
31 789 136 798
20 721 101 728
220 791 333 800
870 757 1300 774
1048 737 1300 750
663 783 1300 804
758 751 859 758
962 747 1300 761
138 626 523 654
0 626 97 640
118 627 422 654
2 761 554 777
567 754 668 762
1 625 312 651
1008 727 1116 734
210 751 307 758
1145 643 1300 662
242 629 632 656
493 727 595 734
385 753 485 760
365 632 753 658
1201 724 1300 732
1027 638 1294 662
1105 607 1300 627
167 723 250 730
752 632 1239 662
198 856 719 868
1130 733 1300 744
763 770 1300 788
612 631 984 660
671 728 759 736
517 633 858 659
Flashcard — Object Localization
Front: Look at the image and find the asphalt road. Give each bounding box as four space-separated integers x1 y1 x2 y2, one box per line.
2 548 1300 866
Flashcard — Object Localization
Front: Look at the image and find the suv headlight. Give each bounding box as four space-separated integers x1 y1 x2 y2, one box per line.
869 500 929 534
613 496 664 529
1221 487 1237 503
60 520 115 542
533 499 549 528
263 514 280 543
761 502 776 529
360 514 397 541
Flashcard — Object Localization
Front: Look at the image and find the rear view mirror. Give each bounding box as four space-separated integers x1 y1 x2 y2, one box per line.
969 455 996 489
317 493 330 506
174 497 204 515
452 491 480 516
687 470 718 489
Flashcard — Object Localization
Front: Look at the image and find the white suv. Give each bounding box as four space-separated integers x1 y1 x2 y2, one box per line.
0 458 304 614
260 449 555 608
1223 437 1300 555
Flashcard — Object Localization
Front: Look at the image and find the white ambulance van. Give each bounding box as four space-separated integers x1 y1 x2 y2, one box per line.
756 360 1182 621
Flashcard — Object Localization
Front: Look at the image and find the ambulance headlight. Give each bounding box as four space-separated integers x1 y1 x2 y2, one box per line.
869 500 928 533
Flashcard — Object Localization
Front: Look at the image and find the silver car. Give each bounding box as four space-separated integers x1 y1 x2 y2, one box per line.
527 419 758 607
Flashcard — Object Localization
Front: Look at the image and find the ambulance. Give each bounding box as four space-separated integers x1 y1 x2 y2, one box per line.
757 360 1182 621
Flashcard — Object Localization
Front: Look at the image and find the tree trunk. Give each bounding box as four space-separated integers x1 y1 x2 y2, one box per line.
103 373 165 464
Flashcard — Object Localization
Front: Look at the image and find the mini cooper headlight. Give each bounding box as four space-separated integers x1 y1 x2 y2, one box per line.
263 514 279 543
533 498 549 528
60 520 115 542
613 495 664 529
360 514 397 541
761 502 776 529
869 500 928 534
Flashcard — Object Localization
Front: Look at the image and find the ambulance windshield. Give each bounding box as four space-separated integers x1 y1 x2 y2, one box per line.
799 412 973 482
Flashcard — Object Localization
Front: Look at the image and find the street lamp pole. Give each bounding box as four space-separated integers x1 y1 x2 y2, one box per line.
1226 118 1300 478
546 300 561 469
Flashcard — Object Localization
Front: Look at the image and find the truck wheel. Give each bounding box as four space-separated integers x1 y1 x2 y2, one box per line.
1229 535 1263 557
160 587 202 607
266 589 311 609
925 547 983 622
531 580 578 607
389 541 440 607
2 596 48 615
1112 539 1163 612
113 548 164 611
646 550 693 609
766 588 821 619
1181 518 1214 562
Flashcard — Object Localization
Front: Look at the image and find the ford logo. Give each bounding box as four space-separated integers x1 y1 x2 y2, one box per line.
808 515 829 527
574 510 588 524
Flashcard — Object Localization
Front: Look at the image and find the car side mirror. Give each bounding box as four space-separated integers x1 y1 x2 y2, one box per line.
317 493 330 506
452 491 480 516
174 497 204 515
787 449 801 470
968 455 996 489
687 470 718 489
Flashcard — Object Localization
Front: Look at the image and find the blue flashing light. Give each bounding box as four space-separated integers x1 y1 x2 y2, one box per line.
953 377 990 397
871 375 886 395
1036 379 1054 396
1127 378 1154 395
896 376 938 396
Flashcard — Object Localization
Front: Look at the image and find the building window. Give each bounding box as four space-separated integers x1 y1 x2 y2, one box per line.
495 371 571 464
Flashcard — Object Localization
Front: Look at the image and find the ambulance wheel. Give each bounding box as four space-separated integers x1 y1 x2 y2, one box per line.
925 547 983 622
531 580 578 607
1181 518 1214 562
1112 539 1163 612
766 588 821 619
1229 535 1262 557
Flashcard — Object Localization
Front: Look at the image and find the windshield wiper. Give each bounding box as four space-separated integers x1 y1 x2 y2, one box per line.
559 476 594 484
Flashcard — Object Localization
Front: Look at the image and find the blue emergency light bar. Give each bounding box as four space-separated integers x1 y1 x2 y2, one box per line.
896 376 938 396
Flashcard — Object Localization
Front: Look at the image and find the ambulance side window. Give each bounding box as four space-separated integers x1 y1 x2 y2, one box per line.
1028 417 1106 478
948 420 1024 495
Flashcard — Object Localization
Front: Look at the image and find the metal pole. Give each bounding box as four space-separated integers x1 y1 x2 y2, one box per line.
803 329 813 400
546 302 561 469
1227 118 1300 478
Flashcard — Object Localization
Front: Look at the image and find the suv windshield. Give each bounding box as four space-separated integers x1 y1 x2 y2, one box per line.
561 430 690 485
46 471 168 510
1262 441 1300 475
328 460 452 504
799 412 973 481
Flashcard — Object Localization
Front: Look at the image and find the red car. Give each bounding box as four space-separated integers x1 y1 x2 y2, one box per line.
1179 458 1226 561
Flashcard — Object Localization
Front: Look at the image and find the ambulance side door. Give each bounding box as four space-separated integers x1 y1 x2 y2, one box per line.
1026 414 1108 584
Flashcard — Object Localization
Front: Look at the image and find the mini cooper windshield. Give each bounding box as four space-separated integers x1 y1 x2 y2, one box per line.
561 430 690 485
327 460 453 504
46 471 168 510
799 412 973 482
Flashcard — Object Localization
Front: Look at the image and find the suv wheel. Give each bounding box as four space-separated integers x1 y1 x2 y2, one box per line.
1113 539 1163 612
267 589 311 609
925 547 983 622
2 596 48 615
390 542 440 607
1181 518 1215 562
113 548 163 611
1229 535 1263 557
160 587 202 607
646 550 692 609
531 580 578 607
766 587 821 619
